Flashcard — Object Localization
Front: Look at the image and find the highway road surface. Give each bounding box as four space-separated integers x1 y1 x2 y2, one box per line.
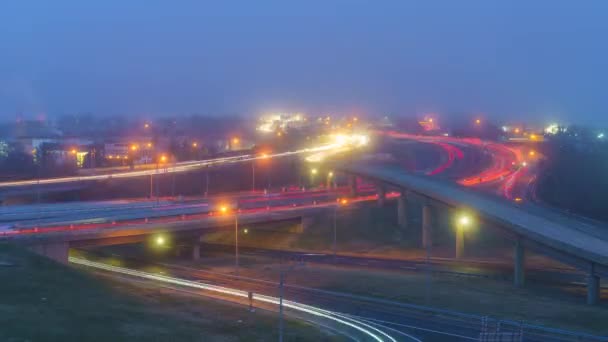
73 250 606 342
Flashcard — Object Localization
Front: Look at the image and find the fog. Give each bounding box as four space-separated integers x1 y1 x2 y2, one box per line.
1 1 607 125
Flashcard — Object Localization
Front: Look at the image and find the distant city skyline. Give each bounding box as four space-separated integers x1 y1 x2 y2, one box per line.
1 1 608 125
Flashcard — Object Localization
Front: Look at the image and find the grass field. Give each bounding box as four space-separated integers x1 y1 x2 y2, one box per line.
0 243 342 341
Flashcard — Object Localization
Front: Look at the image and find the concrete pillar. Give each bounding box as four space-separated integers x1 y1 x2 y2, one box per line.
348 175 357 197
192 243 201 261
455 225 464 259
298 216 314 233
587 263 600 305
514 237 525 287
422 204 432 249
28 241 69 264
397 191 408 230
377 184 386 207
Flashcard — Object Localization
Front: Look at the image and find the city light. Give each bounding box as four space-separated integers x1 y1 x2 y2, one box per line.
529 150 536 157
522 161 528 167
70 148 77 154
340 198 348 205
220 206 228 214
144 123 150 129
131 145 138 151
243 228 249 234
232 137 240 144
598 133 605 139
328 171 334 177
159 155 167 163
147 142 153 148
475 119 481 125
192 142 198 148
545 123 559 135
155 235 165 246
311 168 318 175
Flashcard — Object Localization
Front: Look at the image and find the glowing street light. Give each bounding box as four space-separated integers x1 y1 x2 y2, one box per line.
144 123 150 129
311 168 318 175
147 142 153 148
220 205 228 214
455 213 472 259
159 155 167 163
333 198 349 261
232 137 240 144
131 144 138 151
458 214 471 227
70 148 77 155
328 171 334 178
528 150 536 157
475 119 481 125
192 142 198 148
155 235 165 246
243 228 249 234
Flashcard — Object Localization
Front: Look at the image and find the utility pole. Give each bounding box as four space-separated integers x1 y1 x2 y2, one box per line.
204 166 210 197
235 213 239 277
252 161 256 192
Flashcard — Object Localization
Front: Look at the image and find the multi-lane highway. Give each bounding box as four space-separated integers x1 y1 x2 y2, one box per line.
72 248 606 342
0 141 355 189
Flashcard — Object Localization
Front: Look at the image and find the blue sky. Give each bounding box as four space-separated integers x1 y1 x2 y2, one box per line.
1 1 607 125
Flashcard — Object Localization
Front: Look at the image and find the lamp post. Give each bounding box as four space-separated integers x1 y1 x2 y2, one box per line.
251 160 255 192
333 198 348 262
326 171 334 189
455 213 472 259
310 168 318 189
221 205 239 276
205 166 210 198
235 211 239 276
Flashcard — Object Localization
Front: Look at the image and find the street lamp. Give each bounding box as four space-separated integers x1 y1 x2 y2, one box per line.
310 168 318 189
333 198 348 261
220 205 239 276
152 155 168 203
327 171 334 189
455 213 472 259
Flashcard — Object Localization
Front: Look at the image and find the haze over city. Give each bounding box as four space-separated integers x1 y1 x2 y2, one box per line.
2 1 608 125
2 2 608 341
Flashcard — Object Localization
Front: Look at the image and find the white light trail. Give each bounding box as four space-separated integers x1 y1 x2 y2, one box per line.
69 257 396 342
0 143 346 188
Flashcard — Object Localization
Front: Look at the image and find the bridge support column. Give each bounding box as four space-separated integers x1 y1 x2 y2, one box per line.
348 175 357 197
192 243 201 261
455 224 465 259
514 237 525 287
587 263 600 305
28 241 69 264
397 191 408 230
422 204 432 249
376 184 386 207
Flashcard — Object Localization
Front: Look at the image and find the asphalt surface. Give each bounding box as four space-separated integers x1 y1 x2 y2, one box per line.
76 248 605 341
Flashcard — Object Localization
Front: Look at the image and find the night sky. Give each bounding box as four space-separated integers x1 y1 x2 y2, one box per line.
1 1 607 125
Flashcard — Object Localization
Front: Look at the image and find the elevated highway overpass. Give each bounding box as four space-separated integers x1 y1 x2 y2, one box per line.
341 163 608 305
